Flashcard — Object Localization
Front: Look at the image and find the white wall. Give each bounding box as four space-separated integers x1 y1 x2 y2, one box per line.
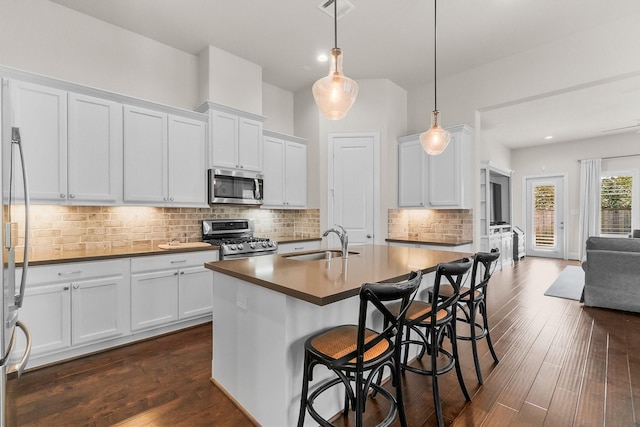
262 83 294 135
198 45 263 115
294 79 407 242
0 0 199 110
406 14 640 250
511 132 640 259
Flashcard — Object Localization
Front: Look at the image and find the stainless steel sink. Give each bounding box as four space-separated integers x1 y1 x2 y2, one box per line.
281 250 358 261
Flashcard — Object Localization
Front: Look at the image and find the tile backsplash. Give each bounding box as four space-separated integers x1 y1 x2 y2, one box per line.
6 205 319 255
388 209 472 241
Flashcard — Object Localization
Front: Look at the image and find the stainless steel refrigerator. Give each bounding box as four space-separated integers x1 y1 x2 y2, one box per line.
1 82 32 426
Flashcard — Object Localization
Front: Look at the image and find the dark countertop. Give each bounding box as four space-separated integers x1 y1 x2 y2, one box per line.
385 238 473 247
11 243 220 267
10 236 322 267
205 244 472 306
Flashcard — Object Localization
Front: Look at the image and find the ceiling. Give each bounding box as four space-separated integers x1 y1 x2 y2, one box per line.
50 0 640 149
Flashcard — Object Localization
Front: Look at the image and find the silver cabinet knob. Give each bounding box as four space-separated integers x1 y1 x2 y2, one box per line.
69 194 76 199
60 193 66 199
169 197 174 201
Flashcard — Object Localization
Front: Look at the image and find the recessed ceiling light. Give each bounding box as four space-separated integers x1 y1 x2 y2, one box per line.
317 54 328 62
544 136 553 140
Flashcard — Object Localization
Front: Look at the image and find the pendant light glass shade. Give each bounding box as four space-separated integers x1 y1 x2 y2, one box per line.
420 110 451 155
312 48 358 120
421 0 449 155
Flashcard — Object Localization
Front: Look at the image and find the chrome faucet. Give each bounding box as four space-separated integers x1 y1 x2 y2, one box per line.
323 225 349 258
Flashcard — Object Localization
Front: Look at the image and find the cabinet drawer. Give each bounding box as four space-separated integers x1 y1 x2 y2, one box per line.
130 250 218 273
25 259 128 286
277 241 321 254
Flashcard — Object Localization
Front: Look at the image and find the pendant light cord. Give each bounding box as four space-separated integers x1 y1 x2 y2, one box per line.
334 0 338 49
433 0 438 111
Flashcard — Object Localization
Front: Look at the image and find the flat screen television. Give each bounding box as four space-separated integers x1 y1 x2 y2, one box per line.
490 182 504 225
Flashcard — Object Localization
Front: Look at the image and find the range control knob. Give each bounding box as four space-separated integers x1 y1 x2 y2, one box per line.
262 241 268 248
230 244 237 251
249 242 256 249
237 244 244 250
268 241 275 247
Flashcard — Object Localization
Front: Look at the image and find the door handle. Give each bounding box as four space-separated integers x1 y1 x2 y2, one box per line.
8 320 31 377
367 234 372 238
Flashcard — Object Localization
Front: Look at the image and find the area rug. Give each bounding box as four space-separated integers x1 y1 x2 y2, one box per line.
544 265 585 301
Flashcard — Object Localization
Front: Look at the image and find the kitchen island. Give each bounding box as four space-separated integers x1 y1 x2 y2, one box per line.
204 244 472 426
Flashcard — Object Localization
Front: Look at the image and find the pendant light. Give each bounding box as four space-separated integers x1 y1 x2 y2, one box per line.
312 0 358 120
420 0 450 155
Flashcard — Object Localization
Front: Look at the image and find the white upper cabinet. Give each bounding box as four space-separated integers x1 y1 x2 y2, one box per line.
398 138 425 207
237 117 263 172
198 102 266 173
398 124 472 209
5 80 123 205
124 105 207 206
167 115 207 205
210 110 238 170
68 93 123 203
124 105 168 204
262 131 307 208
5 80 68 202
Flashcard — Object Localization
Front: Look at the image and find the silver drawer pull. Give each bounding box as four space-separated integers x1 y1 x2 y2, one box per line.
58 270 82 276
294 247 304 251
170 260 187 264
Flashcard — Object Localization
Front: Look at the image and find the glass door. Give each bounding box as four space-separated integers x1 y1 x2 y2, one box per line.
525 175 566 258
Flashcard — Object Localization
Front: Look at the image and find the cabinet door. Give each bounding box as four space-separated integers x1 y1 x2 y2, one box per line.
130 270 179 331
16 283 71 356
210 110 238 169
238 117 263 172
68 93 123 204
168 115 207 206
285 141 307 208
427 132 460 207
262 136 285 206
71 274 127 345
178 266 213 319
7 80 67 202
398 138 425 207
123 106 168 203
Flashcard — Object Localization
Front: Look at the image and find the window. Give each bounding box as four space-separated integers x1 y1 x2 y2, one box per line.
601 172 634 236
533 184 556 247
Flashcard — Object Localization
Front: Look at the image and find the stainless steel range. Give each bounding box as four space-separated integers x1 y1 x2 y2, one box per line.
202 219 278 259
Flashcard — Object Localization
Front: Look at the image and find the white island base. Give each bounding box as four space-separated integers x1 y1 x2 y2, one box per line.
211 270 435 427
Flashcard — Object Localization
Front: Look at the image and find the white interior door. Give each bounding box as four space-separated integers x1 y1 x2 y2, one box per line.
328 133 377 246
525 175 566 258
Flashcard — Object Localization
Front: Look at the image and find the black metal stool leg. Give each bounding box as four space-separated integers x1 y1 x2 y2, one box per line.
431 337 444 427
469 302 484 384
451 321 471 401
482 300 500 364
297 352 311 427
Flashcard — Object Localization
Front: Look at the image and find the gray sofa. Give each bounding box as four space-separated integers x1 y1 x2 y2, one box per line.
582 236 640 313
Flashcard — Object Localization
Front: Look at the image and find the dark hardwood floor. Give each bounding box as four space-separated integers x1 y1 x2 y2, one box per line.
8 256 639 426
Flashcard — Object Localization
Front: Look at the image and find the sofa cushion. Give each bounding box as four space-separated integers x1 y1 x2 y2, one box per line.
586 236 640 253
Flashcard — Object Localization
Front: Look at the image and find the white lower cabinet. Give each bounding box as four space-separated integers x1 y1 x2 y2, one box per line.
15 250 216 369
482 226 514 270
16 259 129 358
130 251 215 331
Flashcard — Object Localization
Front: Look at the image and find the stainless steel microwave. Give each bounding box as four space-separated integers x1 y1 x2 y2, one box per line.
208 169 263 205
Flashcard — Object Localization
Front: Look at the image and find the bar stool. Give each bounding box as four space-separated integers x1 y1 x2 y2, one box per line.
388 259 473 427
439 249 501 384
297 270 422 427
